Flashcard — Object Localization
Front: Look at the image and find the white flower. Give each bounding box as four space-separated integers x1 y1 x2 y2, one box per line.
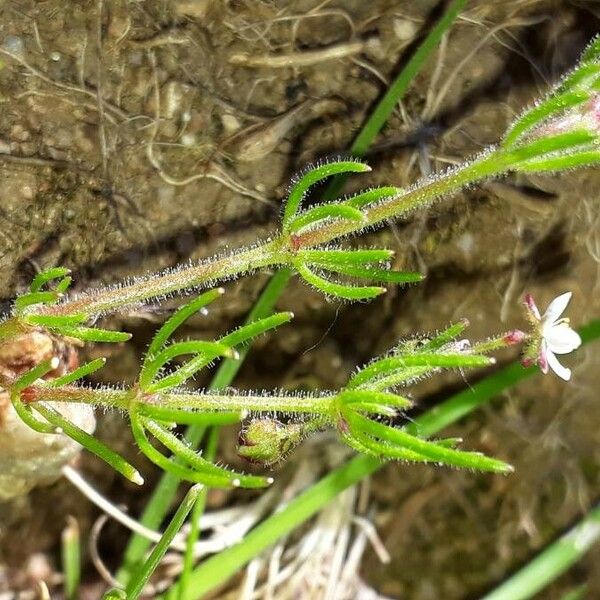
524 292 582 381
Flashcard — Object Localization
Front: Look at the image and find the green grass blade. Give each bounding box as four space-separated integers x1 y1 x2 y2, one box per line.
168 319 600 599
322 0 468 199
480 503 600 600
125 485 202 600
61 516 81 600
177 427 218 600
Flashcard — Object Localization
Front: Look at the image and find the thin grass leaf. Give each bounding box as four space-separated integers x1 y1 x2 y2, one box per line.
345 410 512 472
288 204 365 234
61 516 80 600
125 484 202 600
480 503 600 600
348 353 493 389
295 262 385 300
282 160 370 228
322 0 468 200
34 403 143 484
139 405 242 427
299 248 394 266
59 326 132 343
14 291 60 311
145 289 224 362
503 90 590 147
47 358 107 387
315 261 423 284
30 267 71 292
177 428 218 600
344 186 401 208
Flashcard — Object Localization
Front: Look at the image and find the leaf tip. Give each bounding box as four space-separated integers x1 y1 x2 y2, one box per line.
131 471 145 486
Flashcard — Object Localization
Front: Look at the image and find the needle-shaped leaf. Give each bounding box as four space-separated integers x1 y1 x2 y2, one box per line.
14 291 61 311
345 410 512 472
295 262 385 300
348 353 493 389
558 62 600 93
516 150 600 173
33 403 143 485
30 267 71 292
344 186 401 209
417 320 469 352
339 389 413 409
140 340 235 392
503 90 590 148
47 358 107 387
314 262 423 284
298 248 394 266
581 35 600 63
219 312 293 348
145 289 224 362
10 358 60 434
282 160 370 228
288 204 365 234
59 326 132 343
509 130 596 163
23 314 88 328
131 413 270 488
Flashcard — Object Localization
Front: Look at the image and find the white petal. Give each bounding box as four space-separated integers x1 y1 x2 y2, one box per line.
542 292 572 324
546 350 571 381
545 325 582 354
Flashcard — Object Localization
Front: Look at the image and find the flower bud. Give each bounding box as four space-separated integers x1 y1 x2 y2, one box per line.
238 419 304 466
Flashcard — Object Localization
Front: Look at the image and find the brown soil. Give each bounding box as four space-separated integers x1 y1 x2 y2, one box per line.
1 0 600 598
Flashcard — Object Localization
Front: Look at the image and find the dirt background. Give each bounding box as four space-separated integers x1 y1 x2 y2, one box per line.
1 0 600 598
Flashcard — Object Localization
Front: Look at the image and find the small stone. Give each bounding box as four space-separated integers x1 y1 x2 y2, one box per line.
50 51 61 62
393 18 419 42
221 113 241 134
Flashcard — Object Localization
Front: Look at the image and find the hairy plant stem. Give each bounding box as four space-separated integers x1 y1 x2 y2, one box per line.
0 148 515 344
27 385 336 417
